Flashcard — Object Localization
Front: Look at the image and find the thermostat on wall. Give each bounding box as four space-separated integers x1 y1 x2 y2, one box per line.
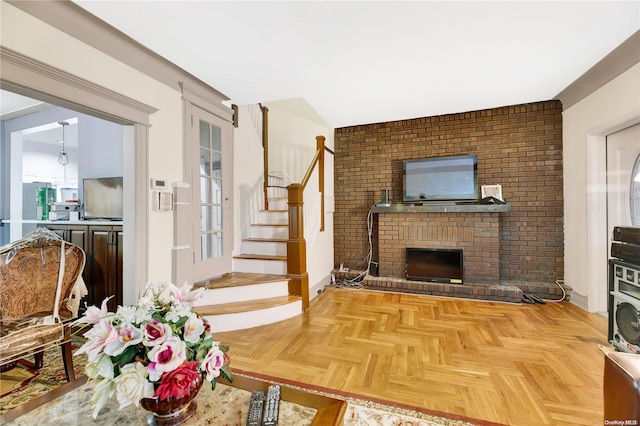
151 178 168 190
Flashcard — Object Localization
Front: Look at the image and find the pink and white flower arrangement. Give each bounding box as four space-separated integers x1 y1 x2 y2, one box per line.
75 281 232 419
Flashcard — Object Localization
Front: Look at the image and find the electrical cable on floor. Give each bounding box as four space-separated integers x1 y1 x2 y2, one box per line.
330 204 376 290
540 279 567 303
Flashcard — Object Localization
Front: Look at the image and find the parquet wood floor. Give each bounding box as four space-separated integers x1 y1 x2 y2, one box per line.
216 287 610 426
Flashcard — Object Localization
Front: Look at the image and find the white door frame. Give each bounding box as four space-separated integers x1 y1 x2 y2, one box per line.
587 109 640 313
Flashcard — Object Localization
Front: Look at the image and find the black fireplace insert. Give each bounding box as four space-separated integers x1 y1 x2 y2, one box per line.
405 247 463 284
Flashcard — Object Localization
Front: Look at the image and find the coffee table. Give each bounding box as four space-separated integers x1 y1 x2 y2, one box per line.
2 374 346 425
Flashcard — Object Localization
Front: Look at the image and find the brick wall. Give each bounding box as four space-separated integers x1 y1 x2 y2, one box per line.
378 212 500 283
333 100 563 283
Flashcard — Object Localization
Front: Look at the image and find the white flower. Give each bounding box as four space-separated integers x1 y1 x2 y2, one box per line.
165 302 192 323
75 297 113 325
133 305 153 324
85 354 114 380
183 313 204 344
200 345 225 381
103 322 143 357
171 281 205 304
90 378 115 419
75 319 119 363
147 336 187 381
114 362 154 410
116 305 137 323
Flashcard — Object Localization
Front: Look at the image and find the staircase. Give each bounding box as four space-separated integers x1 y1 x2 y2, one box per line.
193 174 303 333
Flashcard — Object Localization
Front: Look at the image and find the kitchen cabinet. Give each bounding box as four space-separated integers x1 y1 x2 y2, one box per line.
44 223 123 312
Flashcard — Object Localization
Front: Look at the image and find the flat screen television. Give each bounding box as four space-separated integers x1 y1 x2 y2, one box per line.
406 248 463 283
403 155 478 203
83 177 123 220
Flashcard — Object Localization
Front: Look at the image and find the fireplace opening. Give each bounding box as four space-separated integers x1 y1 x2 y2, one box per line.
405 247 463 284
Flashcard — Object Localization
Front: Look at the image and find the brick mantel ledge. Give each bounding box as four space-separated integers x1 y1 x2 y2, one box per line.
372 203 511 214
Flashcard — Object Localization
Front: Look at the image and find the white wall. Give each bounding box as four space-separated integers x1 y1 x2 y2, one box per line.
563 62 640 312
1 2 183 297
233 104 266 255
263 98 335 296
263 98 334 182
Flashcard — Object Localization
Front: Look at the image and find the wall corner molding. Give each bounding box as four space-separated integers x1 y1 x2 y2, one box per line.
180 82 234 123
556 30 640 109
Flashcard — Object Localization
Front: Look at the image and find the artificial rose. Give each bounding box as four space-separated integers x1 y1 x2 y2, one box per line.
153 361 200 400
200 345 225 381
142 319 172 347
75 318 118 363
103 322 144 357
114 362 154 409
90 377 115 419
147 336 187 381
183 313 205 344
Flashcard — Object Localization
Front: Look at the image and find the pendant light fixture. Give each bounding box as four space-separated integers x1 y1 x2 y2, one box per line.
57 121 69 165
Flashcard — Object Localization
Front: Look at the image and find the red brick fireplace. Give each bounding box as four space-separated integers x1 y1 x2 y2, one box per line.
374 205 509 284
356 204 522 302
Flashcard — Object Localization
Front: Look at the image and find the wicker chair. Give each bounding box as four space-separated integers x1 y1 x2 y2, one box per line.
0 229 87 382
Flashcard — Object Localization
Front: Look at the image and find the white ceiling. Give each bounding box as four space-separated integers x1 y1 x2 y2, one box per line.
0 90 78 147
72 1 640 128
5 2 640 129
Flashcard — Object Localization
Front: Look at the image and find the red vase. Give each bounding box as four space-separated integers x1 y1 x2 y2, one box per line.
140 374 205 426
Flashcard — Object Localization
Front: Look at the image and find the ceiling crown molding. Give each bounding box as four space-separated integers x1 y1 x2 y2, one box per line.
6 0 229 105
1 46 157 125
555 30 640 109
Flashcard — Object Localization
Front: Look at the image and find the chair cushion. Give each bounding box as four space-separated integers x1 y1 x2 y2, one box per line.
0 319 65 364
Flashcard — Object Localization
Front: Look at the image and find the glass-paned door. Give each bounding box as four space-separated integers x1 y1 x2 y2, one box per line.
191 106 232 280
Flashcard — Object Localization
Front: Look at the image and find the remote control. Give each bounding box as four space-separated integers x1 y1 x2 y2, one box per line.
246 389 265 426
262 385 280 426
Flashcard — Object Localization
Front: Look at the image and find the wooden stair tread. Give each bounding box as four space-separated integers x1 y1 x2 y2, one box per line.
234 254 287 261
197 272 289 289
194 295 301 315
244 237 288 243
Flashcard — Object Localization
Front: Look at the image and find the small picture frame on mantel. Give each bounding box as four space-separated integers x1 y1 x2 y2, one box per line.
481 184 503 202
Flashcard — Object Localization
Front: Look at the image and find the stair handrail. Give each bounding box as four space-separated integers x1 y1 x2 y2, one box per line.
261 104 270 211
286 136 333 312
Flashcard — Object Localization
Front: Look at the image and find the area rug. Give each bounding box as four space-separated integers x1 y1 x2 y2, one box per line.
233 369 505 426
0 343 87 415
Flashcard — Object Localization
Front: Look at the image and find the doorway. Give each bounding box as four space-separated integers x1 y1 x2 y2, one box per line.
0 88 141 306
607 124 640 245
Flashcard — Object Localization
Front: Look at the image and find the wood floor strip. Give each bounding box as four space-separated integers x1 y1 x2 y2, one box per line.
216 287 610 425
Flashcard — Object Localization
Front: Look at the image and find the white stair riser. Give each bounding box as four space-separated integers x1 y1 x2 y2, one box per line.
204 300 303 333
250 225 288 239
234 258 287 275
257 210 288 225
267 199 288 211
193 281 289 305
268 175 285 187
241 240 287 256
267 187 287 198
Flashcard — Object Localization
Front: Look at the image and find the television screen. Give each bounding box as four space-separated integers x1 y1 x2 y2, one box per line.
405 248 463 283
403 155 478 203
83 177 123 220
